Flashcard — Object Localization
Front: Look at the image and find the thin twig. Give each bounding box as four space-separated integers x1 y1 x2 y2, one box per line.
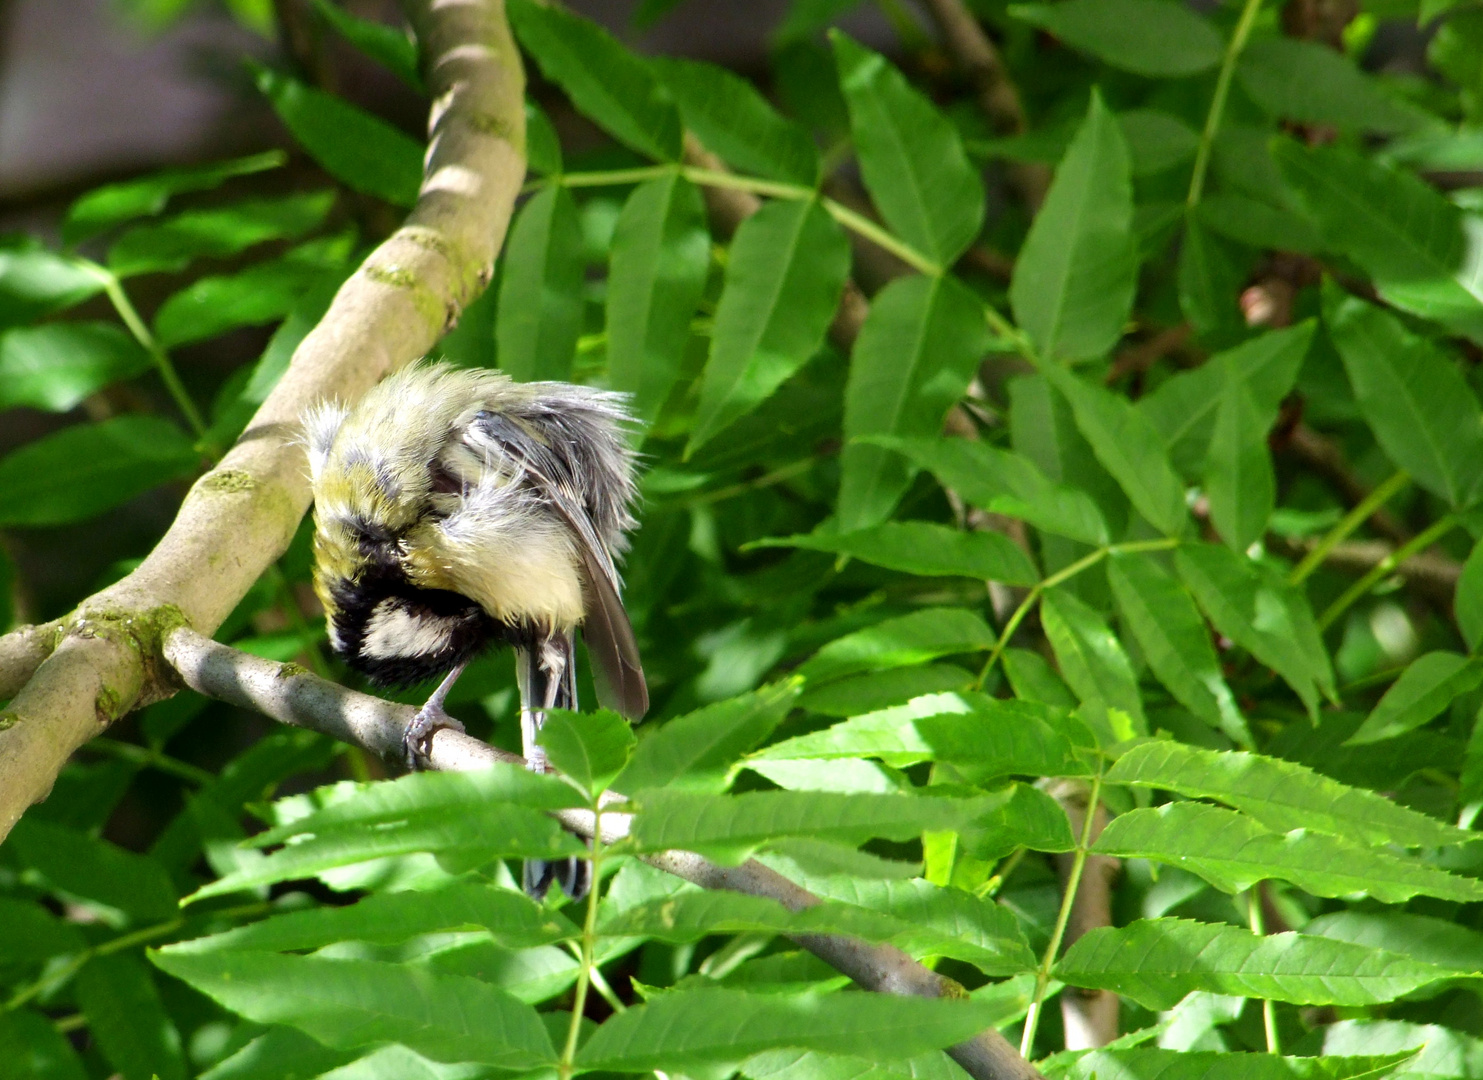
1318 517 1459 631
1187 0 1265 207
1284 425 1411 546
1289 470 1409 585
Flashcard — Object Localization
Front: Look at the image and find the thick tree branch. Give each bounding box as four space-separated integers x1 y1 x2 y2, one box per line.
162 627 1043 1080
0 0 526 841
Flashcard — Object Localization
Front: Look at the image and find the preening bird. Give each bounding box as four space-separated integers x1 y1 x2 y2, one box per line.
305 362 647 900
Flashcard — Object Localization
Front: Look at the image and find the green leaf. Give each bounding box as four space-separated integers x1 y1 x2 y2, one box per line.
0 248 105 329
689 199 849 453
9 824 178 925
1003 648 1078 708
1056 918 1459 1009
755 691 1093 778
1459 538 1483 652
0 898 85 965
651 57 819 184
495 185 584 383
63 150 285 244
150 951 556 1069
599 887 1033 974
743 1050 965 1080
614 681 800 793
76 954 186 1080
107 190 334 277
1139 323 1312 480
868 436 1108 545
1196 192 1322 254
537 708 635 795
154 234 352 348
256 68 422 207
605 174 710 424
1042 365 1186 534
1041 587 1146 734
1120 109 1200 176
1010 90 1136 363
1277 141 1483 334
798 665 975 718
1205 362 1276 551
0 416 197 528
312 0 420 90
0 322 151 412
1324 289 1483 508
1347 651 1483 746
1105 740 1470 848
1010 372 1129 542
1305 910 1483 974
1011 0 1221 76
627 789 995 857
1179 216 1248 344
797 608 997 684
838 274 990 530
169 882 571 955
1095 801 1483 903
1041 1048 1417 1080
830 33 984 267
764 521 1040 586
525 100 563 176
576 987 1014 1070
1238 38 1422 134
1109 552 1247 745
508 0 681 160
0 1009 87 1080
1321 1019 1483 1079
1175 543 1334 715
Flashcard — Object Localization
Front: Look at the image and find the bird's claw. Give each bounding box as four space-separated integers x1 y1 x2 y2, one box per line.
403 705 465 770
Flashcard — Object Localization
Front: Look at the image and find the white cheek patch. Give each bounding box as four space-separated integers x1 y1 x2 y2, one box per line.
361 600 458 659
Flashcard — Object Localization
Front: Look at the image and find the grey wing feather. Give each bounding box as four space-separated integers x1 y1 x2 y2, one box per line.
463 406 648 720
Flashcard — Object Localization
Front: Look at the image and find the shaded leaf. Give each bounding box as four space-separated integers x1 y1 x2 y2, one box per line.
0 322 151 412
1105 740 1470 848
1205 361 1276 551
1011 90 1136 363
150 950 556 1069
313 0 420 90
652 57 819 184
537 707 635 795
1305 910 1483 974
615 681 800 793
0 1010 88 1080
76 953 186 1080
1094 801 1483 903
689 199 849 453
1041 587 1146 733
107 190 334 277
1458 538 1483 652
1109 553 1247 745
1010 0 1222 76
1042 364 1186 534
798 609 997 684
1239 39 1422 135
1056 918 1459 1009
495 185 585 382
838 274 990 530
605 174 710 424
256 69 422 207
869 436 1108 545
1347 651 1483 746
0 416 197 528
63 150 285 244
509 0 681 160
1179 216 1248 344
763 521 1040 586
830 33 983 266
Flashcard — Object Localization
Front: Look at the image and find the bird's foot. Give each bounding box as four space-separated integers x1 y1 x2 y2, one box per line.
403 704 465 771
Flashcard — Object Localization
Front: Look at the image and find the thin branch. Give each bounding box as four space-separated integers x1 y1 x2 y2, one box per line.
915 0 1050 208
0 0 526 841
162 627 1044 1080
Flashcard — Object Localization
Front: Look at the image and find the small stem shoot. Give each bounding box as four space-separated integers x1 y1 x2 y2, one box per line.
1289 470 1409 585
1187 0 1264 208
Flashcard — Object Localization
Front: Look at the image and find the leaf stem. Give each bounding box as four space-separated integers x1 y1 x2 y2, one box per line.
1020 769 1103 1058
1186 0 1264 208
84 261 209 441
86 738 215 786
1317 515 1457 631
976 538 1180 689
1289 470 1410 585
560 801 605 1079
1246 885 1281 1054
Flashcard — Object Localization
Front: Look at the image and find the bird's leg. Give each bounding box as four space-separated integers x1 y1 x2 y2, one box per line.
404 661 468 770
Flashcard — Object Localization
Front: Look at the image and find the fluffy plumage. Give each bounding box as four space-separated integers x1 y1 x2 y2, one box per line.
305 362 646 899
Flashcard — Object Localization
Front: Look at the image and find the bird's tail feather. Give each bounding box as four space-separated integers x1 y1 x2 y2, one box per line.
517 636 589 902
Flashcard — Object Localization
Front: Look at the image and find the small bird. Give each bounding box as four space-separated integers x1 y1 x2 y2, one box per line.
304 362 647 900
